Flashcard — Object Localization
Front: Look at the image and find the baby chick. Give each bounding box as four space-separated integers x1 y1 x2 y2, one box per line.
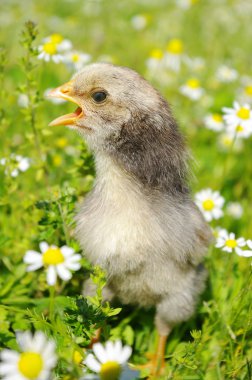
48 63 212 376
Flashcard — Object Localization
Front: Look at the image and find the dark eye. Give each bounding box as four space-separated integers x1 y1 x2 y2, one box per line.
91 91 107 103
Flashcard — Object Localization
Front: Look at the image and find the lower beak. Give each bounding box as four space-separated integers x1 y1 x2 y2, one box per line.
47 81 85 126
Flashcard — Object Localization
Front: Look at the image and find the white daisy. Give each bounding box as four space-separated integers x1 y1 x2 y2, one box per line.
218 132 243 152
0 154 30 177
215 231 246 254
241 83 252 103
63 51 91 72
38 33 72 63
216 65 238 83
236 240 252 257
204 113 224 132
180 78 204 101
226 202 243 219
184 56 205 72
195 189 225 222
131 14 148 30
84 340 132 380
227 123 252 139
176 0 199 10
0 331 57 380
24 242 81 285
146 49 164 71
163 38 185 72
18 94 29 108
222 102 252 129
212 227 228 240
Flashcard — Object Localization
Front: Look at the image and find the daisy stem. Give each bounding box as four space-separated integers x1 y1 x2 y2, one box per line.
49 286 55 322
221 133 237 188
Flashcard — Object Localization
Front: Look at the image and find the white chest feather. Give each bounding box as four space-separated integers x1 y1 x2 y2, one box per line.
75 153 169 273
75 153 207 277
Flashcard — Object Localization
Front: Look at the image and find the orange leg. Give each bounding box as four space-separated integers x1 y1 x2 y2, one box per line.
133 334 168 378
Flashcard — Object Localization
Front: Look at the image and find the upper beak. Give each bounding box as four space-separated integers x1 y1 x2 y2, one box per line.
47 80 84 126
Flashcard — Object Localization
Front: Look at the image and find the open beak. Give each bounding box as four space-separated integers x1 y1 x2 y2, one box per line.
47 81 84 126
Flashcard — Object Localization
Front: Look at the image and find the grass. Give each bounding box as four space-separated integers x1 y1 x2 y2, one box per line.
0 0 251 379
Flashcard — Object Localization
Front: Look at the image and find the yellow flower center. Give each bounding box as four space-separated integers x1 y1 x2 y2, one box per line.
72 53 80 62
202 199 214 211
245 85 252 96
225 239 237 248
56 137 68 148
100 361 121 380
191 0 199 4
212 113 222 123
52 154 63 167
167 39 183 55
186 78 200 89
236 125 244 132
236 107 250 120
222 136 232 146
150 48 163 60
73 350 83 364
50 33 63 43
18 352 43 379
43 42 57 55
43 247 65 265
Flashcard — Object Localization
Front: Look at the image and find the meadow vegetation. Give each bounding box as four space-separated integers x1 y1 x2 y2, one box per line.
0 0 251 379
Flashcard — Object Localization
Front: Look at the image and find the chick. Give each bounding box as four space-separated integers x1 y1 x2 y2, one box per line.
48 63 212 375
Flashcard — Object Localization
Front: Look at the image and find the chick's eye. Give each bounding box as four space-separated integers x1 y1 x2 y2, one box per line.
92 91 107 103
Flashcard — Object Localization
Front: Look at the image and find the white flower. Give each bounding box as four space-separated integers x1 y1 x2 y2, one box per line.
84 340 132 380
18 94 29 108
38 33 72 63
241 83 252 103
163 38 185 72
195 189 224 222
216 65 238 83
24 242 81 285
222 102 252 130
0 331 57 380
184 56 205 71
0 154 30 177
176 0 199 9
237 240 252 257
63 51 91 71
146 49 164 71
226 202 243 219
215 231 246 254
131 14 148 30
204 113 224 132
213 227 228 240
218 132 243 152
180 78 204 101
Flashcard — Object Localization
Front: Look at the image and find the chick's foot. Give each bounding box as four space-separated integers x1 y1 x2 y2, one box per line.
134 334 168 378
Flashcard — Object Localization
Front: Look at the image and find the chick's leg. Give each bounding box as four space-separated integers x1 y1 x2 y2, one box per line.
148 315 171 377
135 315 171 377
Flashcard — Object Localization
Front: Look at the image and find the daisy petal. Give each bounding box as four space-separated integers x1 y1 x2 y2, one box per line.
92 343 109 364
85 354 101 373
39 242 49 253
56 264 72 281
118 345 132 364
23 251 42 263
47 266 57 285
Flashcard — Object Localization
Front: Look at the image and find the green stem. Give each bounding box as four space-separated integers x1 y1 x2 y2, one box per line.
57 200 70 245
220 133 237 189
49 286 55 322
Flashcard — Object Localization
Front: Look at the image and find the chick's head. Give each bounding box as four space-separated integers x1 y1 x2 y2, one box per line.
48 63 167 151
